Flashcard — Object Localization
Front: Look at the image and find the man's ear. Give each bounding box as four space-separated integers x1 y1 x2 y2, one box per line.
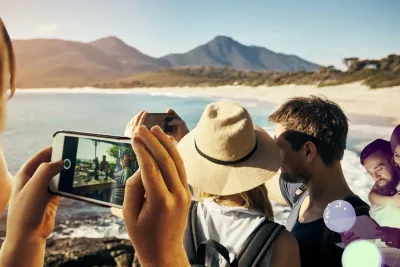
304 141 317 160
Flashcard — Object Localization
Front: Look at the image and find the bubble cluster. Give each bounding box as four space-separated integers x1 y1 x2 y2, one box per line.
323 200 356 233
342 240 382 267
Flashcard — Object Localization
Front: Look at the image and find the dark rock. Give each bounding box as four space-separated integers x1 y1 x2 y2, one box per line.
44 237 137 267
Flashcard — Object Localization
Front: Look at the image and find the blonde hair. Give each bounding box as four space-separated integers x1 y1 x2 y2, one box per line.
197 184 274 221
0 17 16 100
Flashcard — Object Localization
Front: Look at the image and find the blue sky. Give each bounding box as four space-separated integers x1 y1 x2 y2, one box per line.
2 0 399 68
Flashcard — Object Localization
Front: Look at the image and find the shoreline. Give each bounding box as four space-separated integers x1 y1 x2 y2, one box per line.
16 82 400 126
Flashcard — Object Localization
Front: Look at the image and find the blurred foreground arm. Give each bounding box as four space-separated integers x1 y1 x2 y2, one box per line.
0 146 12 215
0 147 62 267
121 125 191 267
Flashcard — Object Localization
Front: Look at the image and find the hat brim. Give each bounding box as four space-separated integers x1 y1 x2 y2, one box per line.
177 125 281 196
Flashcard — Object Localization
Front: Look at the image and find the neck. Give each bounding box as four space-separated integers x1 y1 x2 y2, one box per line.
305 162 353 207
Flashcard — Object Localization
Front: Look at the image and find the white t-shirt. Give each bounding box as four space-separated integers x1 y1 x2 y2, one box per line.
195 199 271 266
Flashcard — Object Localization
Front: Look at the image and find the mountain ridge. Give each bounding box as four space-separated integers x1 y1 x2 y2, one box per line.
12 35 321 88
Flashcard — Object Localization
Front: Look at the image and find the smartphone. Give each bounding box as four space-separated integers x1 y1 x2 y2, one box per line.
349 215 380 240
144 113 174 133
50 130 138 208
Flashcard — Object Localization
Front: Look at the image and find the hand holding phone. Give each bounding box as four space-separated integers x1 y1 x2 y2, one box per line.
348 215 380 240
121 125 191 266
1 147 62 267
165 109 190 143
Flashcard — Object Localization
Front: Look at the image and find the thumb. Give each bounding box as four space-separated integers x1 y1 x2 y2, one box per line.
123 170 145 222
29 160 63 195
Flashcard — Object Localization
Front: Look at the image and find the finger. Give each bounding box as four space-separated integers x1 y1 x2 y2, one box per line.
19 147 52 177
348 236 359 243
123 171 145 221
16 147 54 188
132 111 145 128
376 226 391 232
166 109 180 119
168 118 185 126
150 125 188 189
131 134 168 198
28 160 64 195
111 207 124 219
341 231 355 239
137 111 148 127
375 231 387 238
136 126 181 193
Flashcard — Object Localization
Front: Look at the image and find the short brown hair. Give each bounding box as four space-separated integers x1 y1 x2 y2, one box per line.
269 95 348 165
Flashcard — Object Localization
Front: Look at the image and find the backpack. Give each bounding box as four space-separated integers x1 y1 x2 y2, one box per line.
184 201 285 267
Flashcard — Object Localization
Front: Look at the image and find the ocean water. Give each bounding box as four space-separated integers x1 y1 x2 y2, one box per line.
0 89 395 239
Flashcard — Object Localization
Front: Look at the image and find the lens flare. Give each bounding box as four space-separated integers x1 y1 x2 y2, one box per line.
342 240 382 267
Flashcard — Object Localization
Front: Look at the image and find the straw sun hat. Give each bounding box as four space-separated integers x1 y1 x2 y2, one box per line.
177 102 281 196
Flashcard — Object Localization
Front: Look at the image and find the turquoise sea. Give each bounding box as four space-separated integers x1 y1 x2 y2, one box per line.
0 90 395 239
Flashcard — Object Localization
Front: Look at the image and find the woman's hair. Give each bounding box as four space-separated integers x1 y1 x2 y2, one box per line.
0 17 16 100
197 184 274 221
390 124 400 153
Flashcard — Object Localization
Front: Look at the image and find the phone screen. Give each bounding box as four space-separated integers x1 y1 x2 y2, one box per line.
144 113 174 133
58 136 138 206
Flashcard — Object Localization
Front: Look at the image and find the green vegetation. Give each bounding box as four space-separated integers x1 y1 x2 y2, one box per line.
94 61 400 90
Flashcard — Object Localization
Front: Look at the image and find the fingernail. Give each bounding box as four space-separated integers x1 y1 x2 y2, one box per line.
151 125 162 132
133 136 142 142
138 125 148 132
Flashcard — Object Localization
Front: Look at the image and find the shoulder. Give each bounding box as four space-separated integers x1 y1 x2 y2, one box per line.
273 229 298 248
345 195 370 216
269 229 300 267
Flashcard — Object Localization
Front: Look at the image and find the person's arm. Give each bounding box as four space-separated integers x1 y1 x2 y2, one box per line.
368 189 400 207
0 147 63 267
269 230 300 267
121 125 191 267
0 147 12 215
264 173 288 206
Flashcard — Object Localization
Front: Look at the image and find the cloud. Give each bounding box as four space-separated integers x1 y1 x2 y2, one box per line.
35 23 59 36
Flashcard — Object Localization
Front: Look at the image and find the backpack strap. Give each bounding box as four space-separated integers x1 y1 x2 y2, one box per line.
184 201 199 263
236 220 285 267
196 239 238 267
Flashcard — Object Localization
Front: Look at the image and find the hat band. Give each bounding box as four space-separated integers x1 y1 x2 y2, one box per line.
194 140 258 165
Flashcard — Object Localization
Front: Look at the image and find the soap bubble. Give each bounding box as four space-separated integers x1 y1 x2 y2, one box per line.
323 200 356 233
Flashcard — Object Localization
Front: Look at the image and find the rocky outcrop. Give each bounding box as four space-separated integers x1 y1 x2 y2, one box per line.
0 237 138 266
44 237 139 267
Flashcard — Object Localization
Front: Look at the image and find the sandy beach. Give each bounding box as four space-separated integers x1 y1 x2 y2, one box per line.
18 82 400 126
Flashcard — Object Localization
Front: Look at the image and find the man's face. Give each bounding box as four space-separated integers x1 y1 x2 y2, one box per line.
116 159 120 165
393 145 400 168
274 124 312 184
103 155 106 161
123 159 128 168
363 151 394 188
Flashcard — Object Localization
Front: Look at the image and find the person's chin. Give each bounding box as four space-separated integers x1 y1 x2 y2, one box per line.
280 173 301 184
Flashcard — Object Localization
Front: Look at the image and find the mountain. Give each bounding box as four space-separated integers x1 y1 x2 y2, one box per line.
12 35 321 88
162 36 320 72
90 36 171 73
12 36 169 88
